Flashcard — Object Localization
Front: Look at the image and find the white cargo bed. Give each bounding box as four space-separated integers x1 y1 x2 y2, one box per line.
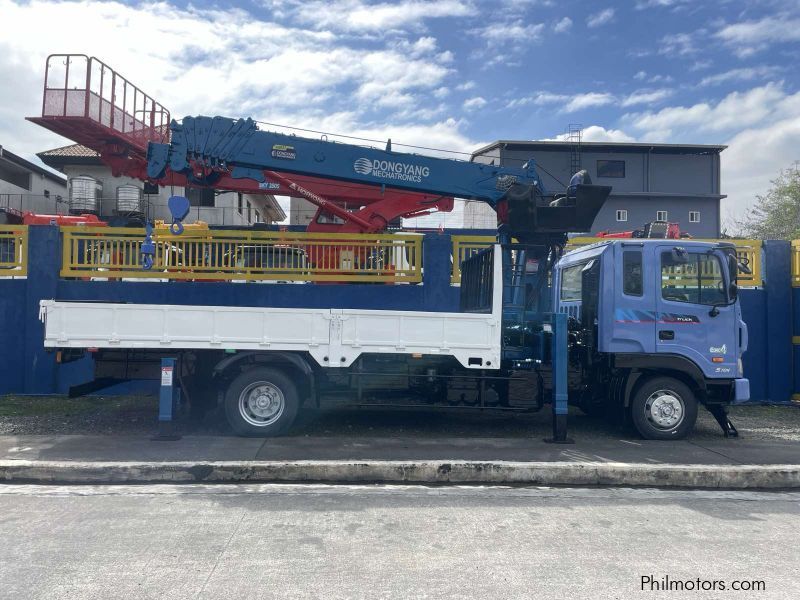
40 247 503 370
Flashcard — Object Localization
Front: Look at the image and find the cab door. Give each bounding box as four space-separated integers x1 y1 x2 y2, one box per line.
655 246 738 379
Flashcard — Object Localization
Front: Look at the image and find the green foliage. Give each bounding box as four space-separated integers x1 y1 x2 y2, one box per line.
735 167 800 240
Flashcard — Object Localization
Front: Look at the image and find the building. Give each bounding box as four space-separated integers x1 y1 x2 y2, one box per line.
38 144 285 225
0 144 67 214
471 140 726 237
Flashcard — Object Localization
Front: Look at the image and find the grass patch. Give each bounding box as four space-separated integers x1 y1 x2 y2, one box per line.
0 395 154 417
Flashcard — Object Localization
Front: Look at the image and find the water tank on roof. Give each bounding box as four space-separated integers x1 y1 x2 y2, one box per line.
68 175 102 215
116 184 143 214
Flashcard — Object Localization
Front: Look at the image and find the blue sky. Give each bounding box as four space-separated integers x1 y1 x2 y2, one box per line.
1 0 799 221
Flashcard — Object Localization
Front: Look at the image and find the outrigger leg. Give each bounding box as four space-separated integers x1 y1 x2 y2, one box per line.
707 404 739 438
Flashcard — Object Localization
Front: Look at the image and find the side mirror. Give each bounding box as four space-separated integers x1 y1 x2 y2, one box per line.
671 247 689 263
729 282 738 302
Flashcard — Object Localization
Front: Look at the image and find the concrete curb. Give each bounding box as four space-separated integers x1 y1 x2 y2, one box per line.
1 460 800 488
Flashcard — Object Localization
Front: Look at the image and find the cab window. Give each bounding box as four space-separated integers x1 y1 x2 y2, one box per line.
560 263 584 301
661 252 726 305
622 251 643 296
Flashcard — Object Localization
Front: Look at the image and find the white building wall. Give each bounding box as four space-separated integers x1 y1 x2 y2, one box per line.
58 165 275 226
0 156 67 214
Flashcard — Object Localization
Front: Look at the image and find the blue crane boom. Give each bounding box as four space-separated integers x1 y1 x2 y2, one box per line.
146 116 610 242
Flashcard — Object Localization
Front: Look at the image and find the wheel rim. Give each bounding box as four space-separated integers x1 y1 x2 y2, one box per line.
238 381 285 427
644 389 685 431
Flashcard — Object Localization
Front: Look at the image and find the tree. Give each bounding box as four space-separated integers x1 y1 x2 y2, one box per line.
735 166 800 240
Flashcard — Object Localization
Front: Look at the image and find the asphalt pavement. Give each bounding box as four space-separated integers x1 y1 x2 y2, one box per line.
0 483 797 599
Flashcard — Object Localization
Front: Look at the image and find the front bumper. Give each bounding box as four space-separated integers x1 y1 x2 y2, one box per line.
733 378 750 403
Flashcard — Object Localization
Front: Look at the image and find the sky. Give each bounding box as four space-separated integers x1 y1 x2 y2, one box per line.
1 0 799 227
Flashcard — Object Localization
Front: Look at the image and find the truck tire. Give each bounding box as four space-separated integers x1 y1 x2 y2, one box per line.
630 376 698 440
224 367 299 437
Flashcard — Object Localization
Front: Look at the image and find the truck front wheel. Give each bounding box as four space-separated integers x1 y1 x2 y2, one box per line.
630 376 698 440
224 367 299 437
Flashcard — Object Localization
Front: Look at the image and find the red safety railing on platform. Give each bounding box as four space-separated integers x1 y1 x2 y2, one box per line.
38 54 170 150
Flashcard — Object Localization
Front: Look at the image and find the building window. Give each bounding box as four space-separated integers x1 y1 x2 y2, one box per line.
246 200 252 222
254 209 261 223
597 159 625 178
237 193 243 214
185 187 214 207
689 211 700 223
623 251 643 296
656 210 668 221
616 209 628 222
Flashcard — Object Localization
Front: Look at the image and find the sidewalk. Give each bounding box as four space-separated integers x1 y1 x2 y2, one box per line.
1 431 799 488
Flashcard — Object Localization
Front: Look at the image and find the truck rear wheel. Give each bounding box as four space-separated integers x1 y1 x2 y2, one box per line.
630 376 697 440
224 367 299 437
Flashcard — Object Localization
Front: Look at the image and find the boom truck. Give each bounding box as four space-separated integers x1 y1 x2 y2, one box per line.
38 113 750 440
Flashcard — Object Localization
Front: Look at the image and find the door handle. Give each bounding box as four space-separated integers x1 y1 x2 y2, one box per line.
659 330 675 340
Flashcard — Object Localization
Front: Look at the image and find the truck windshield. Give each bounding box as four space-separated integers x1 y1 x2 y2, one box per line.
661 252 727 305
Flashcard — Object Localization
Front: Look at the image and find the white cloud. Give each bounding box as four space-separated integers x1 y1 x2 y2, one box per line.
635 0 690 9
395 36 439 57
510 91 615 112
581 126 637 143
715 16 800 58
689 59 712 71
586 8 614 28
634 71 648 81
548 125 636 143
456 81 476 91
722 117 800 215
474 19 545 45
463 96 487 111
699 65 781 87
621 89 673 107
564 92 615 112
289 0 477 33
553 17 572 33
621 82 800 216
627 83 789 135
659 32 699 56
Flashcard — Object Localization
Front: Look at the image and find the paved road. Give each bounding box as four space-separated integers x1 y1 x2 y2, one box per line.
0 484 797 599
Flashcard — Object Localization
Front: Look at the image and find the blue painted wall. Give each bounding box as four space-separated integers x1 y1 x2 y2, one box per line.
0 227 460 395
0 225 793 403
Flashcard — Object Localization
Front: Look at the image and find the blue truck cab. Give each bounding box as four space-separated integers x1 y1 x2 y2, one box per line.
552 239 749 439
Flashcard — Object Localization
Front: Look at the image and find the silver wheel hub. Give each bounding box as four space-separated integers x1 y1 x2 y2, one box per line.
239 382 285 427
645 390 684 430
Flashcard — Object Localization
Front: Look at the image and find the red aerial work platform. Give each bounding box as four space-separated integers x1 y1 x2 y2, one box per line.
27 55 455 234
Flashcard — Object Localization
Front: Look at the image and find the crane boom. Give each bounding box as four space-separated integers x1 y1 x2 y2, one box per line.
147 115 610 242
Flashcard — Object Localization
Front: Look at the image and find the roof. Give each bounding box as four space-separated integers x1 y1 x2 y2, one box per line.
39 144 100 158
37 143 102 169
472 139 727 158
0 145 67 185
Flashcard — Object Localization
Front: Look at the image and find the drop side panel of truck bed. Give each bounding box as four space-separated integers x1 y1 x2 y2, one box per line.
40 246 504 370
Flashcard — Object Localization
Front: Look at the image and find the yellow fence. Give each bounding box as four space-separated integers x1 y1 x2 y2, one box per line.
0 225 28 277
791 241 800 287
450 235 501 283
450 235 763 287
60 227 422 283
